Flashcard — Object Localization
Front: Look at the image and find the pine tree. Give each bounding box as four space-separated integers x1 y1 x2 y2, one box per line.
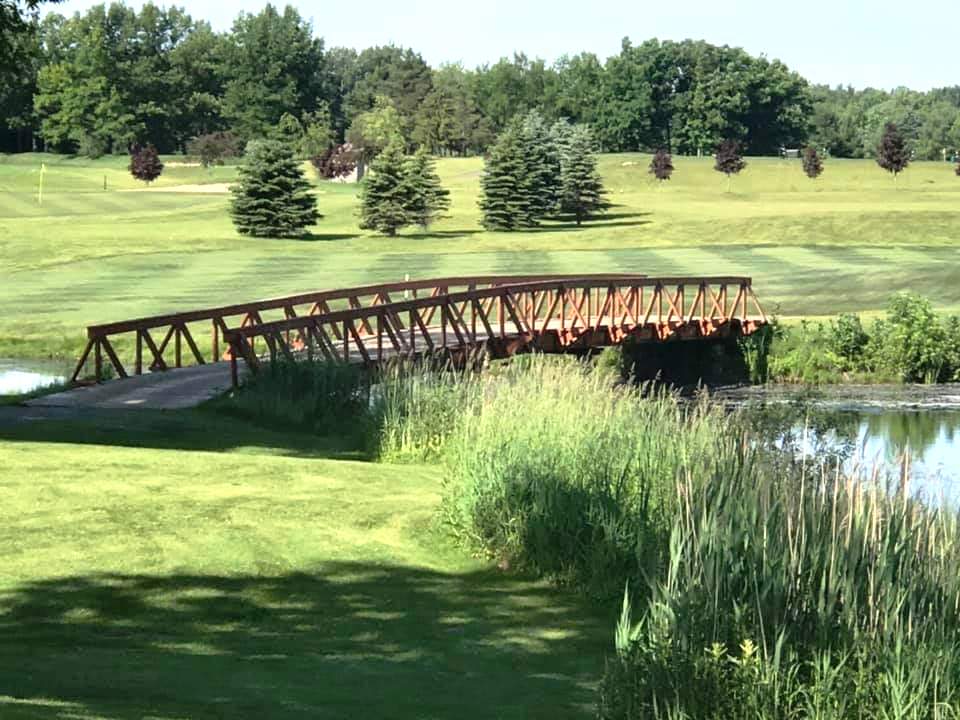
404 147 450 228
129 143 164 184
877 122 910 184
802 146 824 179
649 148 674 182
229 139 319 238
479 122 536 230
714 139 747 192
359 141 414 236
559 124 607 225
520 110 561 218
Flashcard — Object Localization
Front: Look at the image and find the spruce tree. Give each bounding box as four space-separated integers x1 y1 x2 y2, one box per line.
520 110 561 218
649 148 674 182
802 146 824 179
404 147 450 228
129 143 164 184
229 139 319 238
714 139 747 192
359 141 413 236
877 122 910 184
559 124 607 225
479 122 536 230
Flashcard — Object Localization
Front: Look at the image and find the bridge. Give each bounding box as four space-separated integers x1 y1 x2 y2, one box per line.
66 275 767 402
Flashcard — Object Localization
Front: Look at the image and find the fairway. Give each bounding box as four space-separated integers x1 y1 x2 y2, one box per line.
2 152 959 360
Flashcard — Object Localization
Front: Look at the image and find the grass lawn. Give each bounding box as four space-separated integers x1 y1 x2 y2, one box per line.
0 408 611 719
1 152 959 360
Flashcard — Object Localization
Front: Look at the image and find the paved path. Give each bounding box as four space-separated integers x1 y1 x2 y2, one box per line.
26 363 237 410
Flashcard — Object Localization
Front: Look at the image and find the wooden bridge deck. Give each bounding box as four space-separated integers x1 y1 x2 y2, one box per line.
65 274 768 402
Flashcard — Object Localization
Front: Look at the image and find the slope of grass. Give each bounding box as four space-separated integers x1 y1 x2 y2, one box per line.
2 152 959 360
0 407 611 719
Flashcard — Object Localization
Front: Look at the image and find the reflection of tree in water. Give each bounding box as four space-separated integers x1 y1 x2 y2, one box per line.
861 411 959 462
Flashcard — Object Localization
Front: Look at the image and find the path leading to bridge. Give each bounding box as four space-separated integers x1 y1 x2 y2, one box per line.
28 363 235 410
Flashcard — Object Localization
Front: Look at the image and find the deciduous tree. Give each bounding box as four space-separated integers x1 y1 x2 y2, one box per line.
129 143 163 183
714 138 747 191
877 122 910 183
802 146 824 179
230 139 318 238
187 131 240 168
649 148 674 182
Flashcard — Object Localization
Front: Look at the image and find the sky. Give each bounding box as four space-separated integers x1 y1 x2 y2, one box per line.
46 0 960 91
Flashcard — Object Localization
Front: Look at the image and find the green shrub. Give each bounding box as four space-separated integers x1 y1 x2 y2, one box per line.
868 292 959 383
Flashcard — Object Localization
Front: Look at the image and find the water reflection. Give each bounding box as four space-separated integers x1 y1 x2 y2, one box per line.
0 359 67 395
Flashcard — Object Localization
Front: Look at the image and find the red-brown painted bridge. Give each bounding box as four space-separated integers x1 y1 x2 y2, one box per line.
65 275 767 402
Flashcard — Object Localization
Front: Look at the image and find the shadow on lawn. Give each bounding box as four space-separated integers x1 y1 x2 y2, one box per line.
0 562 612 719
0 406 366 460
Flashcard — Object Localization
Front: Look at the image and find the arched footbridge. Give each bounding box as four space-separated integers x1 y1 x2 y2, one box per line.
55 275 767 408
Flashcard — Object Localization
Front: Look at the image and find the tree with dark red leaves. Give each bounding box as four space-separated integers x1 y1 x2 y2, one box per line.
802 146 824 179
877 122 910 185
129 143 164 184
714 139 746 192
649 148 674 183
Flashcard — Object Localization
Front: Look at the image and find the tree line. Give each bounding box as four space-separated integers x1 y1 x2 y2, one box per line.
5 2 960 160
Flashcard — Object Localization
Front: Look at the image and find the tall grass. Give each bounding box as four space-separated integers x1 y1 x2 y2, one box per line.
396 356 728 595
212 359 370 435
599 455 960 719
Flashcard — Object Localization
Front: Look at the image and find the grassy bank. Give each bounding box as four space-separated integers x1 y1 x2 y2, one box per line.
2 152 960 361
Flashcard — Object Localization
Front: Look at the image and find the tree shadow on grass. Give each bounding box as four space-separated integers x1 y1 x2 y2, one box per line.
0 563 612 719
0 406 366 460
282 232 362 242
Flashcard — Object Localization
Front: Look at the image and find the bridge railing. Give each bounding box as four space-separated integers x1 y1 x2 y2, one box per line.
223 276 767 386
70 274 644 382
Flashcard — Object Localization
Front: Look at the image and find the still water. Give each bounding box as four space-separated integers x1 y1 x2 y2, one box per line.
0 358 67 395
723 384 960 502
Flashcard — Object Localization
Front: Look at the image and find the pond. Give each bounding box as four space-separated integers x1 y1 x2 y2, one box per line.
0 358 69 396
719 384 960 503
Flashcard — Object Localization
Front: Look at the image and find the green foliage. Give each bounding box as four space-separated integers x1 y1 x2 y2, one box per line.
478 120 536 230
358 141 413 236
520 109 561 217
213 359 369 435
869 292 956 383
220 5 325 142
558 124 607 224
769 294 960 384
738 321 780 384
435 358 722 595
404 147 450 228
599 449 960 719
229 139 318 238
802 145 824 178
346 96 404 166
128 143 163 183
